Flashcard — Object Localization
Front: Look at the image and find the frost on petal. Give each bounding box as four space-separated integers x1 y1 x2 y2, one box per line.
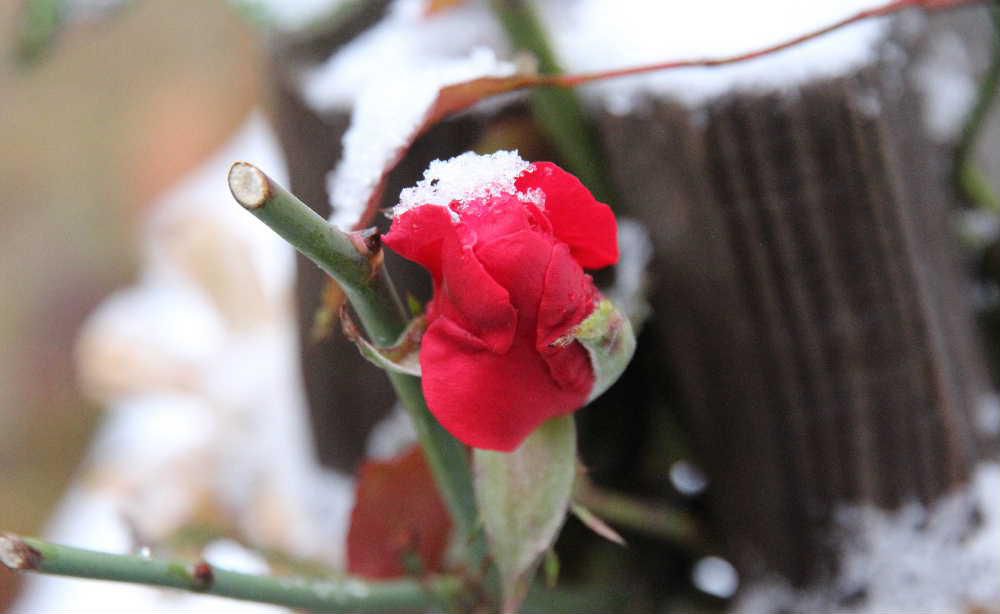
516 162 618 270
396 150 532 217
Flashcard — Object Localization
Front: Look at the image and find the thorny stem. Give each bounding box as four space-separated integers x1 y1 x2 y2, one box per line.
954 0 1000 211
227 163 485 565
0 533 462 612
574 479 704 552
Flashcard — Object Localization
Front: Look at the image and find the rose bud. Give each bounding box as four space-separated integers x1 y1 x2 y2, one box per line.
384 151 635 451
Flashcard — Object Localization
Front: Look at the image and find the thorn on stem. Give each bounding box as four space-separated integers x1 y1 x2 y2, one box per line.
364 230 382 254
349 228 383 256
349 228 385 277
0 534 42 571
190 560 215 590
228 162 271 210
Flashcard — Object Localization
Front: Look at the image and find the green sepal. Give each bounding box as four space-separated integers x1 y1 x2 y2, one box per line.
474 414 577 613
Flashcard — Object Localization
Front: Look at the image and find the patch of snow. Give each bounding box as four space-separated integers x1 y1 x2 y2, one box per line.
395 150 532 217
913 30 977 141
542 0 890 112
606 218 653 329
300 0 507 112
326 49 517 229
366 404 418 460
299 0 519 228
734 461 1000 614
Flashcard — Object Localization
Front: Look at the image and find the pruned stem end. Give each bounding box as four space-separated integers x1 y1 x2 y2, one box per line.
228 162 271 210
0 533 41 571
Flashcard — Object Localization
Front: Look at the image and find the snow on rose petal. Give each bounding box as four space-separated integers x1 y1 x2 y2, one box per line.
346 445 452 578
384 151 630 451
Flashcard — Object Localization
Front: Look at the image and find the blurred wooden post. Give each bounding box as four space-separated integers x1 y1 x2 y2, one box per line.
595 12 993 589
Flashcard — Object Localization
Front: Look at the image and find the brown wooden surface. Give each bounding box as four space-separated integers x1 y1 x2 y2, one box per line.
595 19 991 584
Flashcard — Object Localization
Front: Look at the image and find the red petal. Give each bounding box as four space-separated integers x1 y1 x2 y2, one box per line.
473 229 552 319
347 445 452 579
536 243 598 392
516 162 619 269
383 205 457 281
436 233 517 354
420 315 589 451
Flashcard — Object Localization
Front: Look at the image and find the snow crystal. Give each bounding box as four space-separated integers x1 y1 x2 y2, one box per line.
734 462 1000 614
541 0 890 112
395 150 532 217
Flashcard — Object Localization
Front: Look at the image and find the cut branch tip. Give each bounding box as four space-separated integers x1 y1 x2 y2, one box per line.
228 162 271 210
0 533 41 571
191 560 215 590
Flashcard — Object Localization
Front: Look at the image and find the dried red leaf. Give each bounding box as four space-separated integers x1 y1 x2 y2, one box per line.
347 445 452 579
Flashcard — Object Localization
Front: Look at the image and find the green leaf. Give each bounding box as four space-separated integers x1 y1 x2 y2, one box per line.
342 311 425 377
474 415 576 613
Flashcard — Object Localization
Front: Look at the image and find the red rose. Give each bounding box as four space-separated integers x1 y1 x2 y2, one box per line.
384 153 619 451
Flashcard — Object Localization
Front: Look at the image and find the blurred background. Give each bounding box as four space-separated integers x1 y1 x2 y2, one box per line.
0 1 261 607
2 1 1000 612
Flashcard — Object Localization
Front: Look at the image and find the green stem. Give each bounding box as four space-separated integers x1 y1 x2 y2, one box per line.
227 163 484 562
0 534 461 612
574 481 703 552
489 0 616 203
954 0 1000 211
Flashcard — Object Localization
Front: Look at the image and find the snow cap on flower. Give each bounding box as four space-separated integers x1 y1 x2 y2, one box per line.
385 151 632 451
